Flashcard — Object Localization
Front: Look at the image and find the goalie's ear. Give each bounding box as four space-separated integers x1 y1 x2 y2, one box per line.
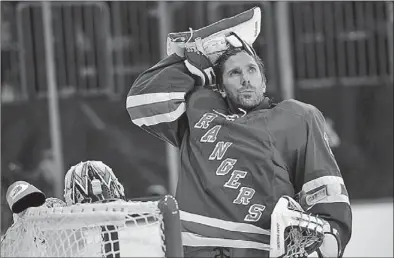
6 181 46 214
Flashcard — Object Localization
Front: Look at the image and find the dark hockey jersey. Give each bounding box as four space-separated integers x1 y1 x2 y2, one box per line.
126 54 352 257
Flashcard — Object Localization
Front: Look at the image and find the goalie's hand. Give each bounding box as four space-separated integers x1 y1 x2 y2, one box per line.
270 196 341 258
316 222 341 258
315 234 339 258
183 39 216 86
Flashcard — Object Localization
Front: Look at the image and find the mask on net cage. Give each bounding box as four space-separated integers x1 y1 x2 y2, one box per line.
64 160 126 206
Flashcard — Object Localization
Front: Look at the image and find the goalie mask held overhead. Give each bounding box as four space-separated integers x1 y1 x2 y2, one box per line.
166 6 261 63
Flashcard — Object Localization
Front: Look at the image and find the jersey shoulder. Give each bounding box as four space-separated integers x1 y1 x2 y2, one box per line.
186 87 226 112
275 99 322 120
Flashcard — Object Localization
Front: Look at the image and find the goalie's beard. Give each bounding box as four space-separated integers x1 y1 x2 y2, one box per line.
101 225 120 258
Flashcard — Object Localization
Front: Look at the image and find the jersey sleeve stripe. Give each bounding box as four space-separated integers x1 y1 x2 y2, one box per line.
131 102 186 126
302 176 350 206
180 210 270 235
127 100 183 120
181 220 270 245
302 175 344 192
126 92 186 108
182 232 270 251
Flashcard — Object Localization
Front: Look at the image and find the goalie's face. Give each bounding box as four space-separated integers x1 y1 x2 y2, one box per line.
220 50 266 110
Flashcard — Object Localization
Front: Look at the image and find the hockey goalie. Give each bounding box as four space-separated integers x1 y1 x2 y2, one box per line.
128 5 352 258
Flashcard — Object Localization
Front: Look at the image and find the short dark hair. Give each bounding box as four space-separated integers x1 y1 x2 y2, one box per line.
213 47 266 87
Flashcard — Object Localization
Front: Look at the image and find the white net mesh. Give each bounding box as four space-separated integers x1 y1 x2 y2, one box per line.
283 226 323 257
1 200 166 257
283 198 324 258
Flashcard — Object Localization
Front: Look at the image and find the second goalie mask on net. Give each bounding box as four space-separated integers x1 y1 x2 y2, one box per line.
63 160 127 257
64 160 126 205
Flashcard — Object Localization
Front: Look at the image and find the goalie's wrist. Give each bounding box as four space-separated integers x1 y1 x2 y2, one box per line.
317 232 340 258
321 219 332 234
319 219 342 257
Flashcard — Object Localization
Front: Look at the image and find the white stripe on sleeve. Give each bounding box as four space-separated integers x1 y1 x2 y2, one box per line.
302 176 350 206
302 176 344 192
180 210 270 235
312 195 350 205
182 232 270 251
126 92 186 108
132 102 186 126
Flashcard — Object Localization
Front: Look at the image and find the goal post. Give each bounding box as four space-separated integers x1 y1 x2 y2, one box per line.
1 195 184 257
158 195 183 257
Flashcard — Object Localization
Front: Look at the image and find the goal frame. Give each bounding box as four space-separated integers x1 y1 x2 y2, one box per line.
1 195 184 258
136 195 184 257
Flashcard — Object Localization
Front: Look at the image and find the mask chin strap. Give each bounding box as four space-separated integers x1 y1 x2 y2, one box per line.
227 31 257 57
238 108 247 117
186 27 194 44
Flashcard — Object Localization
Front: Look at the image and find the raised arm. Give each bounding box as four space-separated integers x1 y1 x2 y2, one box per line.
126 54 195 147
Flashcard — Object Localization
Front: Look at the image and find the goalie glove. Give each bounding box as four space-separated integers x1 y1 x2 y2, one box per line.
225 31 257 58
183 38 216 87
167 7 261 63
183 32 257 87
270 196 340 258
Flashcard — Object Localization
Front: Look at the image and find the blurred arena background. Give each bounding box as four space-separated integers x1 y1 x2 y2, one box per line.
1 1 393 256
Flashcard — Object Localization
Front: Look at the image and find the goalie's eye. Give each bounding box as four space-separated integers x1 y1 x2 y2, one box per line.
248 65 257 73
228 68 241 76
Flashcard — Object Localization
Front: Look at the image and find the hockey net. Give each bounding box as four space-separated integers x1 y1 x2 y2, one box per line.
1 195 183 257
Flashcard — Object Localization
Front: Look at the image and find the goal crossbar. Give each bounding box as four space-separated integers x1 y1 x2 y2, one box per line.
1 195 183 257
